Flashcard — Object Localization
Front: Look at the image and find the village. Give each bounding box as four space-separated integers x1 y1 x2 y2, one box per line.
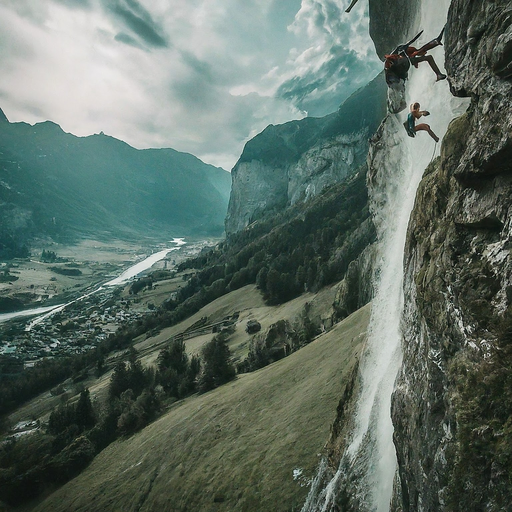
0 284 152 366
0 239 214 369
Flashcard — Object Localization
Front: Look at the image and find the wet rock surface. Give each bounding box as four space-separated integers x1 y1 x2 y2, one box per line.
393 0 512 510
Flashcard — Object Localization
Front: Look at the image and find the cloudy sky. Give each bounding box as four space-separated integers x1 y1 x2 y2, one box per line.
0 0 381 170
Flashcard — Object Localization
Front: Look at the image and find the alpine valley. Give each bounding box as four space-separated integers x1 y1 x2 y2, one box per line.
0 110 231 253
0 0 510 511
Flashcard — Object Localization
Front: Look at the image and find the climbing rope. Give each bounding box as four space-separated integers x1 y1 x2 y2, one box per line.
430 141 438 164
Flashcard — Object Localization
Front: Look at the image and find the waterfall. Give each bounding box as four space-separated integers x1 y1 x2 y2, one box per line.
302 0 469 510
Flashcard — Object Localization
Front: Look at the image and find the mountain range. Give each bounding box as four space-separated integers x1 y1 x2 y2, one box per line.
0 112 231 257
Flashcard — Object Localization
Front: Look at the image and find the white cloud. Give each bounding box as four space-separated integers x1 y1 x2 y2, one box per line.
271 0 381 115
0 0 380 171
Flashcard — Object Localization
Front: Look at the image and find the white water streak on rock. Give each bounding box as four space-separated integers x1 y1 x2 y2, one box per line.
302 0 470 509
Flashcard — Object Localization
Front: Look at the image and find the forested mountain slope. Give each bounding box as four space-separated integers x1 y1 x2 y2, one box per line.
0 112 231 257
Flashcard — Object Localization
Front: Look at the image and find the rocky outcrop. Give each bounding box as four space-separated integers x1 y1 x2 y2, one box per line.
333 225 377 321
368 0 421 60
368 0 421 114
225 74 387 235
392 1 512 510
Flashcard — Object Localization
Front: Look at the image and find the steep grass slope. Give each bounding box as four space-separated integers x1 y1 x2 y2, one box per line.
33 305 369 512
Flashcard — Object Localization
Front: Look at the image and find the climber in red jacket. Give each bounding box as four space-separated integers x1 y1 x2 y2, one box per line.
385 27 447 86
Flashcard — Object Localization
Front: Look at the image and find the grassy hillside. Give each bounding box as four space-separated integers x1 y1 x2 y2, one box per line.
32 304 369 512
6 283 338 431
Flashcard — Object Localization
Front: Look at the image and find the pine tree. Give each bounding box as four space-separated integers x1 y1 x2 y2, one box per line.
156 339 194 398
74 389 96 430
197 333 235 393
163 339 188 375
109 361 129 399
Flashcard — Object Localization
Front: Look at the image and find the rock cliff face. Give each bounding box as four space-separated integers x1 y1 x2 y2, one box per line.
369 0 421 60
225 74 387 235
303 1 511 511
392 1 512 509
333 224 377 321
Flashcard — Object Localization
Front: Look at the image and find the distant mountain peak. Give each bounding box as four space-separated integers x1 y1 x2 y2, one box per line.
0 108 9 123
0 116 232 243
34 120 65 133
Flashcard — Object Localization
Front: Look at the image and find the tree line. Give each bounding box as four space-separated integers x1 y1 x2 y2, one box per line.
0 334 236 506
172 166 373 307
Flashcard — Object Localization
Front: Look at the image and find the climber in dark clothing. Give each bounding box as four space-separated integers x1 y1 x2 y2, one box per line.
385 27 447 86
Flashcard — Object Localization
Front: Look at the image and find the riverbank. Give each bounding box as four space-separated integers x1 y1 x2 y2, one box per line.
0 238 216 315
0 237 220 361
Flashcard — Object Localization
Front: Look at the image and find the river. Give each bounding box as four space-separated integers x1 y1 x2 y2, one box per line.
0 238 186 328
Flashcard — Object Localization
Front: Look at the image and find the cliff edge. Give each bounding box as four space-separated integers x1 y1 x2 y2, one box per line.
393 1 512 510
